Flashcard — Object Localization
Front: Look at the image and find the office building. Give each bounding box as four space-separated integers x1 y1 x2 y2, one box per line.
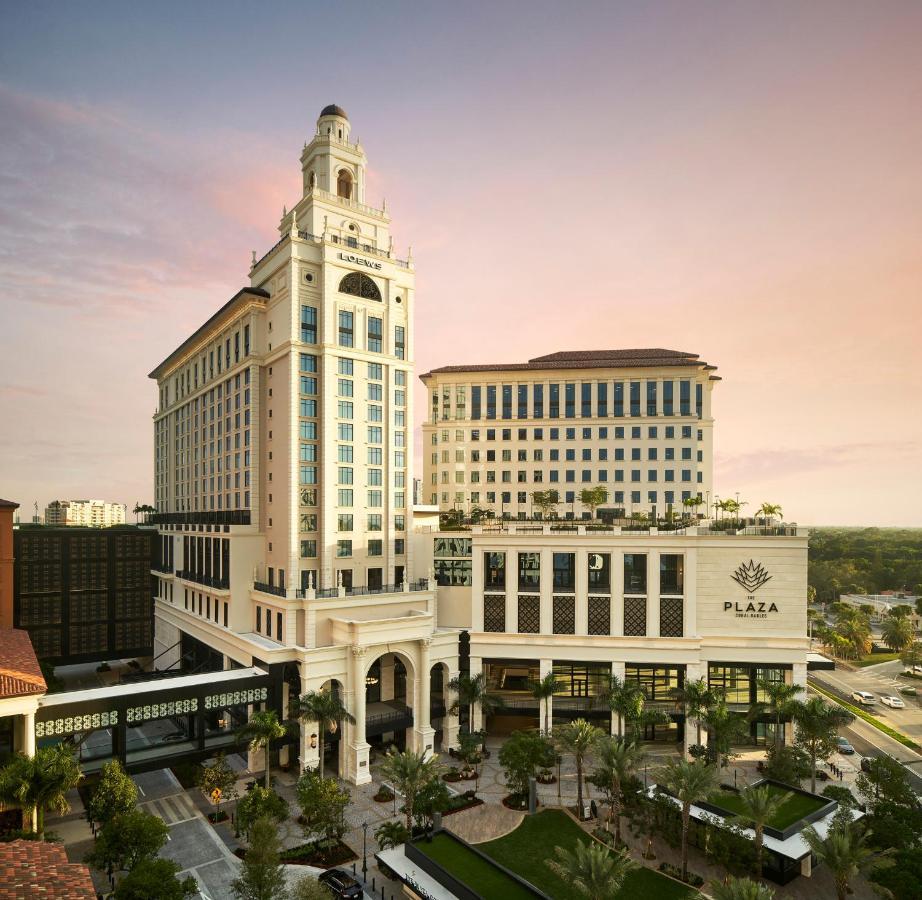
44 500 126 528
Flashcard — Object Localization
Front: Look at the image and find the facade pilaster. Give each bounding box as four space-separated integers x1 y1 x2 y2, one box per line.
415 638 435 755
349 645 371 784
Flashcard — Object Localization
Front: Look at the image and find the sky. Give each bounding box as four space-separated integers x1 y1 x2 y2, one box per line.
1 1 921 526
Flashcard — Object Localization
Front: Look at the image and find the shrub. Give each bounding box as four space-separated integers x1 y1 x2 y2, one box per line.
659 861 704 887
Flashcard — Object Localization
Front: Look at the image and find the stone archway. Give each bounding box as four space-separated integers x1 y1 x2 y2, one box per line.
363 650 416 757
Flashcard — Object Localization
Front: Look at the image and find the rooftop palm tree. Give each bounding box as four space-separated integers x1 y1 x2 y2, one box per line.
757 503 782 525
546 841 636 899
655 757 719 883
747 679 803 750
298 688 356 779
671 677 715 749
709 875 775 900
590 736 643 846
727 784 788 879
238 709 288 789
529 672 560 735
792 696 854 794
448 672 502 736
554 718 603 818
598 674 644 739
881 613 914 653
0 744 82 837
378 748 445 834
801 821 891 900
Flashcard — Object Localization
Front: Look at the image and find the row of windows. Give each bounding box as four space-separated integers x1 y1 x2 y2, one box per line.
432 490 696 507
255 605 284 643
433 425 702 443
438 446 701 463
161 323 251 409
334 539 406 558
435 469 702 484
433 379 703 422
301 306 405 359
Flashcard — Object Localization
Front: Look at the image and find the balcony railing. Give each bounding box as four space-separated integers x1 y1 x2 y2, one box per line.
176 570 229 590
149 510 251 527
297 578 431 600
151 561 173 574
253 581 287 598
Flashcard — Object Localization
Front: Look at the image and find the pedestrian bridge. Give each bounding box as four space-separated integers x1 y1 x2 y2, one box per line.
35 665 286 774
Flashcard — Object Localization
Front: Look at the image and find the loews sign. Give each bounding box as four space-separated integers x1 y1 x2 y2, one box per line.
338 251 382 271
725 560 778 619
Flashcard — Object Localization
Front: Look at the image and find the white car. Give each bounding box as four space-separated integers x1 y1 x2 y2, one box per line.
851 691 876 706
880 695 905 709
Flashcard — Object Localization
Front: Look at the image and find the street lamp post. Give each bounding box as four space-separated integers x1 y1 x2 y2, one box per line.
362 821 368 883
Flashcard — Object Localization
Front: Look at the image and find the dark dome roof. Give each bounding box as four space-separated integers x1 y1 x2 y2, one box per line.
320 104 348 119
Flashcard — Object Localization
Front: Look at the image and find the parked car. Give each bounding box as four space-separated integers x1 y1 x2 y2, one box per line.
318 870 363 899
913 664 922 675
881 695 905 709
851 691 876 706
900 686 918 696
837 736 856 755
860 756 873 773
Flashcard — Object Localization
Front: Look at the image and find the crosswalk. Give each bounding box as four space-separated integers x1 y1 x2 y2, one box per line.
139 792 198 826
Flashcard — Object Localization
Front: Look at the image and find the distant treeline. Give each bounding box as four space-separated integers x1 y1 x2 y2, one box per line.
809 527 922 600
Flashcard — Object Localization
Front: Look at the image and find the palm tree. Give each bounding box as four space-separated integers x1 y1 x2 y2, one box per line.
802 821 890 900
238 709 288 789
448 672 502 736
792 697 854 794
881 614 914 653
727 784 788 878
553 718 603 818
0 745 83 836
709 876 775 900
598 674 644 739
757 503 782 525
545 841 636 899
378 748 445 834
529 672 559 735
747 679 803 750
374 820 409 851
590 736 643 845
655 758 719 883
298 688 356 778
671 678 714 749
703 698 748 781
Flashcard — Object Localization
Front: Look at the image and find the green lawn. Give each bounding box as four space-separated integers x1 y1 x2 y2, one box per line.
854 652 902 667
709 785 826 830
478 809 698 899
415 832 537 900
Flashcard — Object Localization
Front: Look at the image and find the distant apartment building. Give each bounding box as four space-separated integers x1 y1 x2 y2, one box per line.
420 349 718 519
44 499 127 528
12 526 155 663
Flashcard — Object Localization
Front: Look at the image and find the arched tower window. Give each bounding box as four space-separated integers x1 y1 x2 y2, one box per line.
339 272 381 301
308 171 316 190
337 169 353 199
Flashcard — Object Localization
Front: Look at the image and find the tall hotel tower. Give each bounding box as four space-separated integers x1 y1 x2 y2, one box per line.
149 107 458 783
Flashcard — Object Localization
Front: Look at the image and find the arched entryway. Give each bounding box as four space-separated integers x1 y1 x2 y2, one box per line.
364 651 415 756
430 662 450 752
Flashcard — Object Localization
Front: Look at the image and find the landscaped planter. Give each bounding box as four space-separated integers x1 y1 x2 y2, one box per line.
502 794 530 811
238 840 357 868
207 810 229 824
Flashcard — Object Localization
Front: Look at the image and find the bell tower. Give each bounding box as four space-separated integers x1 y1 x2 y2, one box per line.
300 104 366 204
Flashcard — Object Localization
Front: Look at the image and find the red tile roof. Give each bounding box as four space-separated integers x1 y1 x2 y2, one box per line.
0 499 19 509
420 348 717 379
0 629 46 700
0 841 95 899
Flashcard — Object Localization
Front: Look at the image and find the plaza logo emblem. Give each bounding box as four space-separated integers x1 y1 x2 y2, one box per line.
730 559 772 593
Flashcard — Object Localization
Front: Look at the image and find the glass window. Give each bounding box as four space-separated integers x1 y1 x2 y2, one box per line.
484 552 506 590
338 310 354 347
552 552 576 590
597 382 608 417
581 383 591 417
301 306 317 343
629 382 641 416
471 385 482 420
486 385 497 419
624 554 647 594
502 385 512 419
660 554 684 594
646 381 657 416
336 539 352 558
549 383 560 417
680 380 691 415
367 316 383 353
395 325 405 359
518 553 540 590
663 381 674 416
533 384 544 418
565 383 576 418
517 384 528 419
614 382 624 417
588 552 610 591
338 514 353 531
300 353 318 372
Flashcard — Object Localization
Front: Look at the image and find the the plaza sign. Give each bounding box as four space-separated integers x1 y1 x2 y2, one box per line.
725 560 779 618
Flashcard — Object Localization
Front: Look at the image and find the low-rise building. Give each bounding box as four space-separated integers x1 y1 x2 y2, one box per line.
44 499 126 528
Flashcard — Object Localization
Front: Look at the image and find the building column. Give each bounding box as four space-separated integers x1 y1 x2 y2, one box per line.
684 662 703 756
279 682 291 767
349 646 371 785
415 639 436 756
444 668 460 751
22 711 35 757
469 656 484 733
539 658 553 734
647 551 660 638
609 661 625 736
789 663 808 745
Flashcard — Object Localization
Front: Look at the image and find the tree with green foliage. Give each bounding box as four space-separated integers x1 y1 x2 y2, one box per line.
447 672 501 735
531 489 559 519
412 777 451 832
197 752 238 818
545 841 636 899
295 768 349 843
726 784 788 879
871 846 922 900
374 819 410 851
378 748 445 834
498 729 555 798
553 718 603 818
86 759 137 828
671 678 715 749
747 679 803 749
232 816 287 900
757 503 783 524
86 809 168 874
528 672 559 735
579 485 608 520
589 736 643 846
597 674 644 739
900 641 922 669
881 614 915 652
0 744 83 836
297 688 355 779
855 756 922 854
236 785 290 838
238 710 288 789
802 820 892 900
793 696 855 794
287 874 329 900
703 698 748 779
762 743 811 786
709 876 775 900
113 858 197 900
655 758 720 883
